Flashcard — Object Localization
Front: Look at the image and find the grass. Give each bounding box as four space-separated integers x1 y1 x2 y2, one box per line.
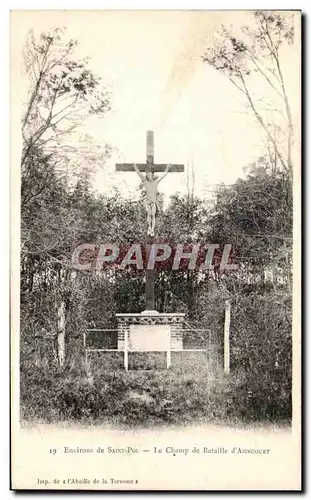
20 351 291 428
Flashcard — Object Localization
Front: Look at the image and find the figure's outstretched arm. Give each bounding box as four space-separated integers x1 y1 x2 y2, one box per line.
156 163 172 184
133 163 145 182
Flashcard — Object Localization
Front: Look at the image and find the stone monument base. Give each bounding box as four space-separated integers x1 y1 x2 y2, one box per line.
116 312 185 352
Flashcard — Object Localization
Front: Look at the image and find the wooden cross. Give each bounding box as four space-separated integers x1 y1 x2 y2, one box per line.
116 130 184 175
116 130 184 311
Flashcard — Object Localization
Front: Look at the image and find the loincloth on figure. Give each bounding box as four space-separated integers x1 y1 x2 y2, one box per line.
144 199 160 213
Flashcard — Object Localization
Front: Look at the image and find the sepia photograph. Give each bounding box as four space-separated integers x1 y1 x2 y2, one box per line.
10 9 301 490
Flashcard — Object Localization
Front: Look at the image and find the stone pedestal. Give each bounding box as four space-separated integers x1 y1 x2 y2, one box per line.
116 312 185 352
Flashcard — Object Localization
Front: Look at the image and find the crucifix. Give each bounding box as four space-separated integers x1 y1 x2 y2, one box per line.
116 130 184 311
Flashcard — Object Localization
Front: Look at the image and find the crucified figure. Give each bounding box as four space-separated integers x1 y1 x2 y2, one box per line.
133 163 172 237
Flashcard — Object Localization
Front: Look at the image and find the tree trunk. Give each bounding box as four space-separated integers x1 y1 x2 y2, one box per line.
57 300 66 367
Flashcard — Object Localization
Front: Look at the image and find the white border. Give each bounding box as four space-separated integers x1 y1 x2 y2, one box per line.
3 3 307 498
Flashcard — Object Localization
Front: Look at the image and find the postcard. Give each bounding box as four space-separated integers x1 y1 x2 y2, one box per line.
11 9 301 491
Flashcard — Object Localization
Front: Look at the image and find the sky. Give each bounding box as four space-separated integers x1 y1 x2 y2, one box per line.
12 10 299 203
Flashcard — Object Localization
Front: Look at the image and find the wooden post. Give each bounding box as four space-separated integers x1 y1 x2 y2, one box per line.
145 132 155 310
57 300 66 367
166 350 171 369
207 329 212 367
224 300 231 374
145 269 155 310
83 331 88 368
146 130 154 171
146 239 155 310
166 330 171 369
124 329 128 371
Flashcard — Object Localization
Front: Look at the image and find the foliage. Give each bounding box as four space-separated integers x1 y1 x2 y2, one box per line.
203 11 294 173
20 158 293 425
22 28 110 169
20 357 291 426
20 18 293 427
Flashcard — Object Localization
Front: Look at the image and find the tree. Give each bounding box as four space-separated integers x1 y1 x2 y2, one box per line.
210 159 292 292
203 11 295 173
22 28 110 167
21 27 112 367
